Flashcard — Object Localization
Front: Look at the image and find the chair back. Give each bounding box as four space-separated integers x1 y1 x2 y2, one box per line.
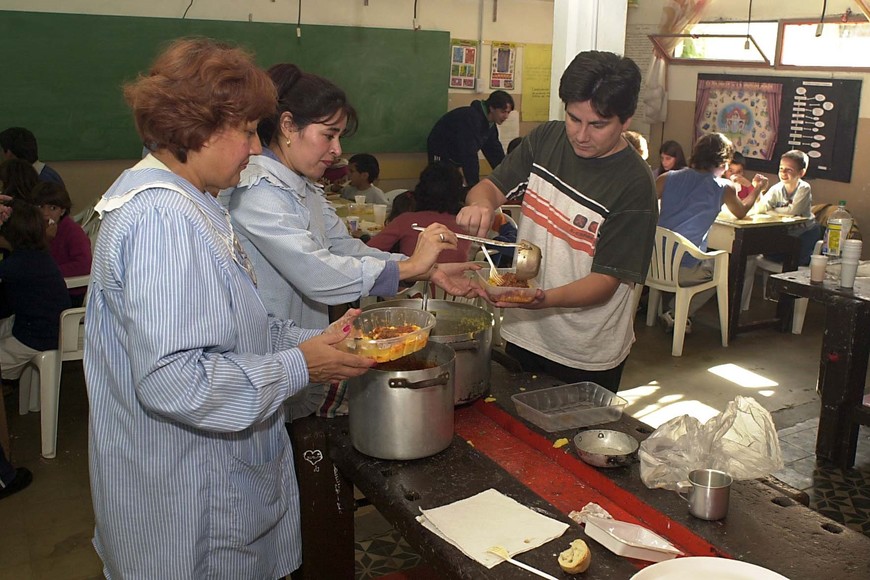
646 226 700 290
64 274 91 306
59 307 86 361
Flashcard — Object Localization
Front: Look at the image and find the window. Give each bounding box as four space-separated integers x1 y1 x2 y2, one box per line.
780 19 870 69
650 21 777 66
651 16 870 71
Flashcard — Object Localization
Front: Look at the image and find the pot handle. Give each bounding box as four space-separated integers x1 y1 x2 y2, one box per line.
449 339 480 352
389 372 450 390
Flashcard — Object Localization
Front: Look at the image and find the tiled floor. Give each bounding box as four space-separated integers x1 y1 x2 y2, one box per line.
2 292 869 579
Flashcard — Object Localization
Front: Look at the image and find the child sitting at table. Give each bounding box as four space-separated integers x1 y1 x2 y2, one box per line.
0 199 71 381
366 161 471 262
341 153 387 205
29 182 92 307
752 149 820 266
724 152 753 200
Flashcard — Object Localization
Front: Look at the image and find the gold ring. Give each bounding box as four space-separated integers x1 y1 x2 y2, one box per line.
439 233 445 242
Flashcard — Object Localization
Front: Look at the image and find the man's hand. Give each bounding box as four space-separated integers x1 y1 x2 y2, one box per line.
456 204 496 238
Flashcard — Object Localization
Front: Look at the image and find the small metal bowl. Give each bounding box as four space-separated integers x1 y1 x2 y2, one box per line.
573 429 639 468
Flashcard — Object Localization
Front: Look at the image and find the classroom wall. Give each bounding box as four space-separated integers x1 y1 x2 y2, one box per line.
6 1 554 209
628 0 869 256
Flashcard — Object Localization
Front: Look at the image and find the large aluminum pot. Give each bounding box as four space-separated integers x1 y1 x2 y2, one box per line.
348 343 456 460
362 299 492 405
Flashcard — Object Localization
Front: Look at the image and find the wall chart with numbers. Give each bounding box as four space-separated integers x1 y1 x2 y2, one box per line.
695 74 861 183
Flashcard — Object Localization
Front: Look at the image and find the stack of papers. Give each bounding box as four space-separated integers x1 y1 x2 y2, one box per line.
416 488 569 568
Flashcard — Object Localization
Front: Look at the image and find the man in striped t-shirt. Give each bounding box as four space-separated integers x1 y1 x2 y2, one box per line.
457 51 658 393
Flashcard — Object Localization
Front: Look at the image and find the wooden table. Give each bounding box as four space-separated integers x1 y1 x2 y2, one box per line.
707 214 805 340
769 270 870 468
295 361 870 579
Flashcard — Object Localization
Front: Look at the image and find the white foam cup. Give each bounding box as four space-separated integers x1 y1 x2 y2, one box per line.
840 258 859 289
355 195 367 206
372 204 387 225
809 255 828 283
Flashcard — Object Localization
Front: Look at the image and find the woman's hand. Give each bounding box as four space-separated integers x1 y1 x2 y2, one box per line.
429 262 480 298
398 223 457 280
46 218 58 240
298 322 375 383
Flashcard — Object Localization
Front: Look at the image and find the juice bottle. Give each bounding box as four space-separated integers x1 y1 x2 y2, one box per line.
823 200 853 257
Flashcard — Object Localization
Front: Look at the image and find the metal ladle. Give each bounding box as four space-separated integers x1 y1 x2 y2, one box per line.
411 224 542 280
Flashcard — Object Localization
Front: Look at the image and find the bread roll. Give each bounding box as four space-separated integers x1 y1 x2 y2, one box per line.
558 539 591 574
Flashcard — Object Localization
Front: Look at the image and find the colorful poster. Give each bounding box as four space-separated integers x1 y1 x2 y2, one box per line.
521 44 552 122
694 78 782 161
490 42 516 90
450 39 478 89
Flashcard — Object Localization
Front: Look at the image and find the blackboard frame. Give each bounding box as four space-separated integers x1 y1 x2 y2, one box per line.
0 11 449 160
695 73 861 183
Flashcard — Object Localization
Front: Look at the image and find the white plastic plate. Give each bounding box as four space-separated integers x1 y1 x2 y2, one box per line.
584 516 682 562
630 556 791 579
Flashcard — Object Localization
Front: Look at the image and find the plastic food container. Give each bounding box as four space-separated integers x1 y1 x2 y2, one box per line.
585 516 683 562
475 268 539 303
511 382 627 432
340 307 435 363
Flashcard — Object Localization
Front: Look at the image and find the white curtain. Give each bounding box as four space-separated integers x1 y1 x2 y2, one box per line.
644 0 713 123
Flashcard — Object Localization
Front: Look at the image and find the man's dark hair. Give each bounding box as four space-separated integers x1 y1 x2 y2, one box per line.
558 51 641 123
486 90 515 111
0 127 39 163
690 133 734 171
349 153 380 182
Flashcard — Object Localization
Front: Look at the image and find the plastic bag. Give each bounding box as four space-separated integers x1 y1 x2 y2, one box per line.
639 396 784 490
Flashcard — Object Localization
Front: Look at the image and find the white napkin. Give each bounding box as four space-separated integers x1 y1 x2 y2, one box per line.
416 488 569 568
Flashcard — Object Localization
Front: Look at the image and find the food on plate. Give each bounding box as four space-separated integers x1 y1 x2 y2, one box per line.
558 539 591 574
490 272 529 288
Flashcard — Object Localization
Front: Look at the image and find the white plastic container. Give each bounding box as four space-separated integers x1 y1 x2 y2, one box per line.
584 516 683 562
823 201 853 257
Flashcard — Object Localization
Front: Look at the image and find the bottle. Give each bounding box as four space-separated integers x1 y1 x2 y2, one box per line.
823 200 853 257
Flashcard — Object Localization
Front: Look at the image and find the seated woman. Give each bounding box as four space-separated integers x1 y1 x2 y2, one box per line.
367 161 472 263
0 199 71 381
29 182 92 307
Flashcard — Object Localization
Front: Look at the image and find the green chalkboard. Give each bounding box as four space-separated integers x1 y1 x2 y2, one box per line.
0 11 449 160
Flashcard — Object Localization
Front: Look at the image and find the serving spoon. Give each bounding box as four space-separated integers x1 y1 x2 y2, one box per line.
411 224 541 281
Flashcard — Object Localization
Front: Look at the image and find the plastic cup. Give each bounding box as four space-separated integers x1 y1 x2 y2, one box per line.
840 258 859 289
372 204 387 225
355 195 367 206
809 255 828 283
842 239 863 260
346 215 360 232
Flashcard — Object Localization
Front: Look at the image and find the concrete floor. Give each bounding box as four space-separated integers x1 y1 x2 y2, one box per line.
1 295 868 579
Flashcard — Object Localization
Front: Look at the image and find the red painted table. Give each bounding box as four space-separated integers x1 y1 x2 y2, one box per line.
298 361 870 579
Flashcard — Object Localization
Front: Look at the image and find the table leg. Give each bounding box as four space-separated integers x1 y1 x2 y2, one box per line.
288 416 356 578
726 232 746 342
815 301 870 468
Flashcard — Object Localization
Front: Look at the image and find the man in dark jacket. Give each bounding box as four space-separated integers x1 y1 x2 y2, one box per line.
427 90 514 186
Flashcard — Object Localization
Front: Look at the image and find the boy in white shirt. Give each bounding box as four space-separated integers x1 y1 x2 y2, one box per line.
341 153 387 204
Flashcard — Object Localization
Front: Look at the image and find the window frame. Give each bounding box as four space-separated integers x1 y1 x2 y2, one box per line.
648 32 771 67
650 15 870 72
775 16 870 73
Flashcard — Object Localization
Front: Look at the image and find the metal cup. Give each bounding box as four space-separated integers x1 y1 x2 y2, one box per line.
676 468 732 520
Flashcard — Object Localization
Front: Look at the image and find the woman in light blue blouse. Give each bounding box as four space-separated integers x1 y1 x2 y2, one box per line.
84 38 374 579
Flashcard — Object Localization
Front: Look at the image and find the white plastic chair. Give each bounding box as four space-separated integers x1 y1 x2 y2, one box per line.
18 275 89 458
740 240 822 334
383 189 409 213
632 226 729 357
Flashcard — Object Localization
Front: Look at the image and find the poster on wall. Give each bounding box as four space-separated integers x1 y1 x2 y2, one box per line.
490 42 516 90
449 39 478 89
696 74 861 183
521 43 552 122
694 77 782 161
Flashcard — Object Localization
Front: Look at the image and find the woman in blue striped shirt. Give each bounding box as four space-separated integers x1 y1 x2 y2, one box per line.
84 38 374 579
